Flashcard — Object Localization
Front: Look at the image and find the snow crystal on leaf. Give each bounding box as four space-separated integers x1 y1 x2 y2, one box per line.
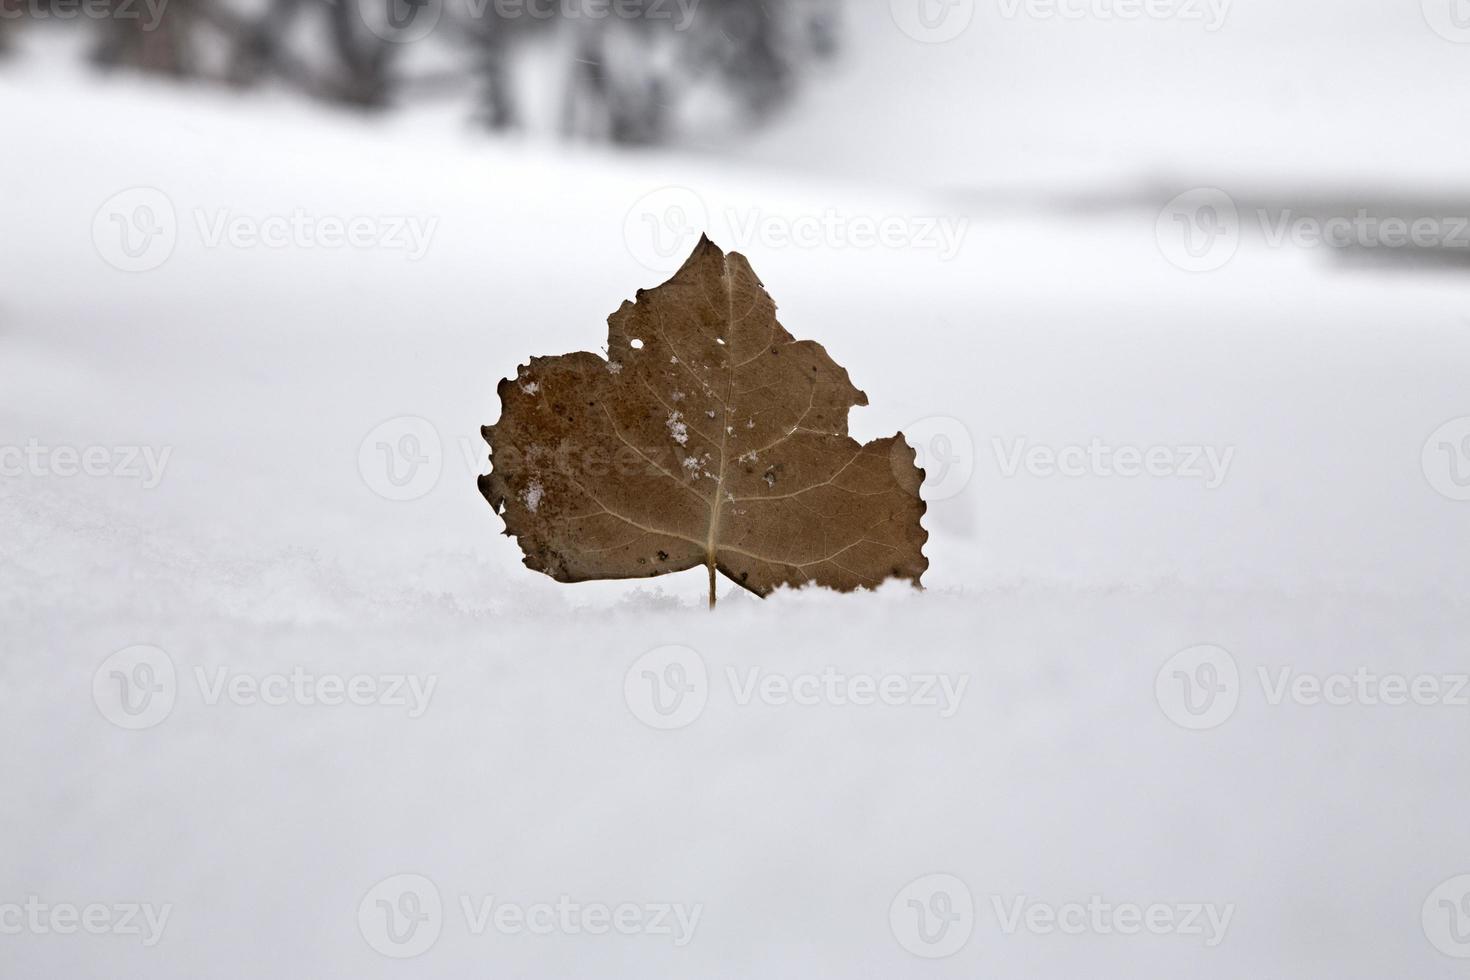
666 411 688 445
521 480 545 513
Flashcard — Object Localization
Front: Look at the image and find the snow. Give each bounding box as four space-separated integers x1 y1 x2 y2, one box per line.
3 43 1470 980
520 479 545 513
666 410 689 446
737 2 1470 195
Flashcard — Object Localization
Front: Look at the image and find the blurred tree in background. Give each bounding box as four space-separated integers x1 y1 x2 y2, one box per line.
5 0 841 144
0 0 19 54
93 0 197 77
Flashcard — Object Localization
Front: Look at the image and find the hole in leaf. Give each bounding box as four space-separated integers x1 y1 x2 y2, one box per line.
630 338 644 350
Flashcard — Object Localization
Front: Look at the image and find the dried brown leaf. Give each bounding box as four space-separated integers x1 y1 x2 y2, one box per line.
479 236 928 606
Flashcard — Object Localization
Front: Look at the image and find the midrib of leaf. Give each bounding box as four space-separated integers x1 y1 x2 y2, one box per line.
703 252 737 608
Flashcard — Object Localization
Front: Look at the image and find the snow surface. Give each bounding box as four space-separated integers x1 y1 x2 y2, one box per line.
3 45 1470 980
738 1 1470 194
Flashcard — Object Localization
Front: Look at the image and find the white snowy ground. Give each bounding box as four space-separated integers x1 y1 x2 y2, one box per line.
3 48 1470 980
